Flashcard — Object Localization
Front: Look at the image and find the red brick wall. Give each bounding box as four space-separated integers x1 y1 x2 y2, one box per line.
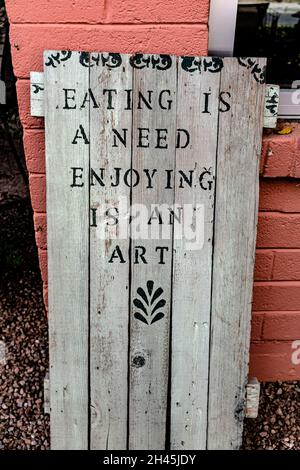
5 0 300 381
250 128 300 380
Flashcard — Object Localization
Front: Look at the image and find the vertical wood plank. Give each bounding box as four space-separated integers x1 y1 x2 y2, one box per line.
89 53 132 449
128 55 177 449
44 51 90 449
170 58 221 450
207 57 266 450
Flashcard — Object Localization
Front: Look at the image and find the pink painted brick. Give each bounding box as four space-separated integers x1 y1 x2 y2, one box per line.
251 312 264 341
33 212 47 251
259 178 300 213
254 250 274 281
107 0 209 24
43 287 48 311
257 213 300 248
273 249 300 280
29 174 46 213
37 249 48 287
23 130 45 174
9 24 208 79
6 0 209 24
249 341 300 382
253 281 300 311
261 125 300 178
6 0 106 24
263 311 300 340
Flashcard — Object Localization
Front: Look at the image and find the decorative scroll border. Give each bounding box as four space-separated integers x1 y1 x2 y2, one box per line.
237 58 266 84
44 51 225 74
44 52 266 83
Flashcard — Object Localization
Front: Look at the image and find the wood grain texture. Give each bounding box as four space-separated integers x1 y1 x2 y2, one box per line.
170 58 220 450
89 54 132 449
44 53 266 450
44 51 89 449
207 57 266 450
128 56 177 450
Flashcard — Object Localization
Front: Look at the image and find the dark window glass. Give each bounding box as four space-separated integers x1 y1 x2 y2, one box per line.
234 0 300 88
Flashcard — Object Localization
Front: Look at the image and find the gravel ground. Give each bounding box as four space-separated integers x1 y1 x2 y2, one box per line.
0 200 299 450
243 381 300 450
0 200 49 449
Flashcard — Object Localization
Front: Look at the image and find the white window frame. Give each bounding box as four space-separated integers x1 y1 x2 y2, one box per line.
208 0 300 118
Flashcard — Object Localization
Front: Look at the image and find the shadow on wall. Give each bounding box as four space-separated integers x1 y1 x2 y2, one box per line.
0 0 28 205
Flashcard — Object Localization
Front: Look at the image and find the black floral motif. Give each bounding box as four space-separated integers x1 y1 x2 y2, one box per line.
44 51 72 68
133 281 166 325
129 54 172 71
78 52 122 68
181 56 201 73
78 51 91 67
237 58 266 84
32 84 44 94
203 57 224 73
181 56 223 74
101 53 122 69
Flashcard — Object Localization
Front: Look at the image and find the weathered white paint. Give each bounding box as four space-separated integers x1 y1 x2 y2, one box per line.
44 51 89 450
170 58 220 450
43 53 266 450
128 56 177 450
207 57 266 450
89 53 132 450
30 71 44 117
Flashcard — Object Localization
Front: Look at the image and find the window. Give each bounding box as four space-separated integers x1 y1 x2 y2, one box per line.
208 0 300 118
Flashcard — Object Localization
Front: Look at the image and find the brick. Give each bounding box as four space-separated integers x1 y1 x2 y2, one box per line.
254 250 274 281
251 312 264 341
249 341 300 381
6 0 106 24
261 125 300 178
257 213 300 248
9 24 208 79
33 212 47 250
37 249 48 287
107 1 209 24
259 137 269 174
23 130 45 174
29 174 46 213
6 0 209 24
253 281 300 311
263 311 300 340
16 79 44 128
259 178 300 213
273 249 300 280
43 287 48 311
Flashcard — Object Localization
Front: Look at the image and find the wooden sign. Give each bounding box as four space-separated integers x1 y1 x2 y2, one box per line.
43 52 266 450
